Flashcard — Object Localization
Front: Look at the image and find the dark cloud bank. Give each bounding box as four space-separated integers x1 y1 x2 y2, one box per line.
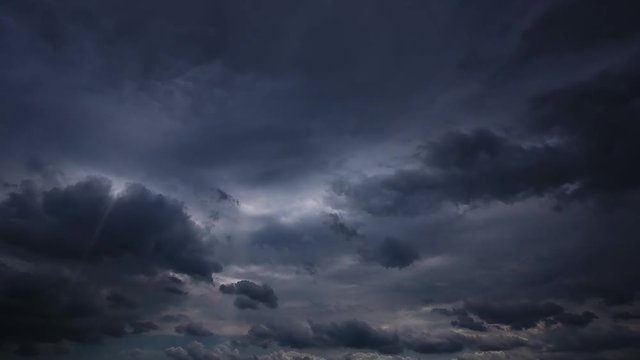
1 1 640 359
0 178 220 356
219 280 279 310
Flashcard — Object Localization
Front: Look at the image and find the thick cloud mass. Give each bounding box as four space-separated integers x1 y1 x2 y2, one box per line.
1 1 640 359
0 177 221 277
249 320 402 354
465 301 565 330
219 280 278 309
175 323 214 337
334 59 640 217
0 177 221 355
359 238 420 269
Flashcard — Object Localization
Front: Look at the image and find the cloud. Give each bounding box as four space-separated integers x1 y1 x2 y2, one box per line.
0 265 157 355
219 280 279 309
465 301 564 330
0 177 223 354
359 238 420 269
459 333 528 352
175 323 214 337
326 213 359 240
403 336 463 354
183 341 221 360
309 320 403 355
107 291 139 309
0 177 222 278
256 350 325 360
249 322 317 349
548 311 598 328
161 314 192 323
248 320 466 355
130 320 160 334
334 59 640 216
542 326 640 353
165 341 239 360
451 313 489 332
165 346 190 360
2 1 640 359
612 312 640 321
515 0 640 59
234 296 260 310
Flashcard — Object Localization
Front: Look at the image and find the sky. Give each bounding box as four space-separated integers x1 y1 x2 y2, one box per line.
1 0 640 359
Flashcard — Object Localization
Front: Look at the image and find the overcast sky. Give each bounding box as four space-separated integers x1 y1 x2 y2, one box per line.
2 1 640 359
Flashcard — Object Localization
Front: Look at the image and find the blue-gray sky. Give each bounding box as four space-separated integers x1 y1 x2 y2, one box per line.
1 1 640 359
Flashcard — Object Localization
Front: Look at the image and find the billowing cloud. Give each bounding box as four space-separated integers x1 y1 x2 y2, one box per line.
248 320 465 355
219 280 278 309
465 301 564 330
0 177 222 278
359 238 420 269
0 177 220 355
2 1 640 359
175 323 214 337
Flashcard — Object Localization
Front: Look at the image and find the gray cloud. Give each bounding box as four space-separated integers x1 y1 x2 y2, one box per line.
0 177 222 355
359 238 420 269
219 280 278 310
334 59 640 216
0 177 222 278
515 0 640 60
465 301 564 330
2 1 640 359
249 320 465 355
175 322 214 337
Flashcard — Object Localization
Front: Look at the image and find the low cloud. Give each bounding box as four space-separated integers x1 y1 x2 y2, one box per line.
175 323 214 337
219 280 279 309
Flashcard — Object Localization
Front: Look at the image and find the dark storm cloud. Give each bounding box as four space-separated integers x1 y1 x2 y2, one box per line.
2 1 640 359
107 291 139 309
0 177 222 278
612 312 640 321
515 0 640 60
246 215 359 266
214 188 240 207
129 320 160 334
175 323 214 337
459 333 528 352
542 326 640 353
0 177 221 355
325 213 358 241
527 60 640 199
549 311 598 328
249 322 316 349
161 274 190 296
165 346 191 360
219 280 278 309
331 129 574 216
452 314 489 332
248 320 470 355
309 320 403 355
403 337 463 354
335 58 640 215
465 301 564 330
0 266 160 356
432 308 488 332
359 238 420 269
0 0 538 190
3 0 227 81
249 320 402 354
233 296 260 310
166 341 225 360
164 286 189 296
160 314 192 324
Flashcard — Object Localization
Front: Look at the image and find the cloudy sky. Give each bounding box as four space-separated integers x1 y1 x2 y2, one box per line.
1 0 640 359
